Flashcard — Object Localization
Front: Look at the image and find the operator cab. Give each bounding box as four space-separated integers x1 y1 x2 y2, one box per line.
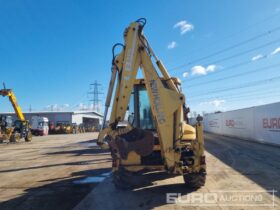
13 120 29 133
128 83 155 130
127 78 182 130
0 115 13 128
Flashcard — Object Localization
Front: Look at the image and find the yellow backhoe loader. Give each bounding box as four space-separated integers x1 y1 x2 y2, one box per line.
98 18 206 189
0 84 32 142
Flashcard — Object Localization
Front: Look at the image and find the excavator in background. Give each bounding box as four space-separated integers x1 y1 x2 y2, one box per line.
0 84 32 142
98 18 206 189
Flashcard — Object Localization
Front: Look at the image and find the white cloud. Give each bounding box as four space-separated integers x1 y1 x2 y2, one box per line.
44 104 58 111
209 100 225 107
271 47 280 56
206 65 217 72
191 66 206 75
174 20 194 35
78 103 87 110
182 72 189 78
251 54 264 61
200 99 225 107
191 64 218 75
44 104 69 111
167 41 177 49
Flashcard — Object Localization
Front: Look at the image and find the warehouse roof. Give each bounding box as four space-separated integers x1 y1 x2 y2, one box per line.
0 110 103 118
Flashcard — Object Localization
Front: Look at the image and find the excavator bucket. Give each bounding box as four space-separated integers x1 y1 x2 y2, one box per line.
110 128 154 159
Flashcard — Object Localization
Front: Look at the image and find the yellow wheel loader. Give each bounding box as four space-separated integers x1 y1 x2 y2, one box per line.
98 18 206 189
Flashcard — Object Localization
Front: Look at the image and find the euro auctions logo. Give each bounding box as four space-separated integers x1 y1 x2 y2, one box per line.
225 120 235 127
166 190 277 207
225 119 245 129
263 118 280 130
209 119 219 128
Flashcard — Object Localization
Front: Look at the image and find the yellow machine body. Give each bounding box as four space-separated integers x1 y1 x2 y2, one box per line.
0 85 32 142
98 19 206 188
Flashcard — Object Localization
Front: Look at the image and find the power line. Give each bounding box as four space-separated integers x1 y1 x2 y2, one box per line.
189 76 279 97
224 92 280 101
186 75 280 98
170 26 280 71
70 93 88 109
188 87 279 102
181 45 278 83
181 60 252 83
179 39 280 84
183 63 280 88
188 92 280 113
188 89 273 103
203 38 280 66
220 93 280 103
194 83 276 99
217 12 280 40
178 37 280 76
171 12 280 65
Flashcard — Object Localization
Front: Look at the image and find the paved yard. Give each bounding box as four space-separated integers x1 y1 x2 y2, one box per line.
0 133 111 210
75 133 280 210
1 133 279 210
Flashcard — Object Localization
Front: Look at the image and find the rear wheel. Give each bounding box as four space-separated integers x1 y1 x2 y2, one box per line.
113 167 136 190
183 170 206 189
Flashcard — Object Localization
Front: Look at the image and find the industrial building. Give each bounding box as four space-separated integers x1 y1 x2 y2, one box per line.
0 110 103 130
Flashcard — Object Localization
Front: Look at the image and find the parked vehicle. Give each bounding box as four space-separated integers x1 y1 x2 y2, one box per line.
55 122 67 134
48 121 56 134
30 116 49 136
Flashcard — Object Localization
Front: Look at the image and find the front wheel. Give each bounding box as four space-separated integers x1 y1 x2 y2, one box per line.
183 170 206 189
25 131 32 142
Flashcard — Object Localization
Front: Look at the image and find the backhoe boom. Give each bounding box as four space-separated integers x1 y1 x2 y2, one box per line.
98 18 206 189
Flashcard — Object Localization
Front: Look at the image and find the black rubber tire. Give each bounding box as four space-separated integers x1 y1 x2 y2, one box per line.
10 132 20 143
112 167 135 190
183 170 206 189
25 132 32 142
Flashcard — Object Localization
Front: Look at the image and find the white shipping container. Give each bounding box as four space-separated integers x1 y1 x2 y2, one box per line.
203 102 280 146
